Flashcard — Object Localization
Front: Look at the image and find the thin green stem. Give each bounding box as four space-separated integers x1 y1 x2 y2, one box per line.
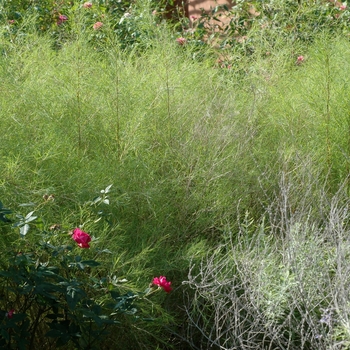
325 49 332 182
77 46 82 150
115 67 120 157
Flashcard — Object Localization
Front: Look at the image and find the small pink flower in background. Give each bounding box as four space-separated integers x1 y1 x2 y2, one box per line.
8 20 15 24
340 4 347 10
176 37 186 45
152 10 157 15
72 228 91 248
57 14 68 25
190 15 197 21
296 55 305 65
153 276 172 293
83 2 92 8
6 309 14 319
93 21 103 30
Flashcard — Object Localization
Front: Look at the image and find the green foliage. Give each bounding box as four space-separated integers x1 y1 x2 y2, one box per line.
13 210 37 236
0 201 12 223
0 0 167 52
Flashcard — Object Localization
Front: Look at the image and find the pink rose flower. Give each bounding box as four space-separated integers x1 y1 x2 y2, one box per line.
57 15 68 26
152 276 172 293
83 2 92 8
72 228 91 248
176 37 186 45
296 55 304 65
93 22 103 30
6 309 14 319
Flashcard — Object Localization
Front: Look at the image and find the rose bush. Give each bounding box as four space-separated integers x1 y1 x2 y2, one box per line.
0 187 172 349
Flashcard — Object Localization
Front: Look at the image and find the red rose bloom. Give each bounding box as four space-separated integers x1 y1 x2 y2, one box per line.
72 228 91 248
152 276 172 293
6 309 14 319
